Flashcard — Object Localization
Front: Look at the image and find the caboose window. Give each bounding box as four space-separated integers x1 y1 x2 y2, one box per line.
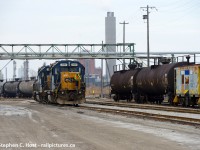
182 75 184 84
185 76 189 84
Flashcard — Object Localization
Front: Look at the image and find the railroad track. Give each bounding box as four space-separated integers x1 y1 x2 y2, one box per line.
79 105 200 127
86 100 200 114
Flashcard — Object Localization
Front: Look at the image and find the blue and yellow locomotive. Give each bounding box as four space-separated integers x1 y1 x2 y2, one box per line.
33 60 86 105
33 65 50 103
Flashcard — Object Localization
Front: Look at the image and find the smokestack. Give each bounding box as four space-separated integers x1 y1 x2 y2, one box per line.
24 60 29 80
13 60 16 80
105 12 116 81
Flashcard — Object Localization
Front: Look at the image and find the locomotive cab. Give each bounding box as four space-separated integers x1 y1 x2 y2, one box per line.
47 60 85 105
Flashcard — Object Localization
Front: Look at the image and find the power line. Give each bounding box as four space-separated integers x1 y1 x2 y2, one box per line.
152 3 199 28
159 0 198 12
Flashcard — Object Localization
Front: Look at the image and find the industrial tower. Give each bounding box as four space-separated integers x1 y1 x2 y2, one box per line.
105 12 116 81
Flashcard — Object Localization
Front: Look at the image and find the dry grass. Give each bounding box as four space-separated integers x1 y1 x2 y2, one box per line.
85 86 110 96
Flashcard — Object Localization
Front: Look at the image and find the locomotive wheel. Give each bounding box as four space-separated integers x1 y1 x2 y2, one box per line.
141 95 147 104
43 96 49 104
184 96 189 107
180 97 188 107
168 92 174 105
169 97 173 105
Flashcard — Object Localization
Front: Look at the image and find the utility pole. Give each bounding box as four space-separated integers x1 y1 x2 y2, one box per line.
141 5 157 67
120 21 129 70
6 67 7 81
101 41 104 98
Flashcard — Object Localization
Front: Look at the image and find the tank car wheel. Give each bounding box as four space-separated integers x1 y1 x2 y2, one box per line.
169 98 173 105
134 94 141 103
190 97 196 107
167 92 174 105
158 99 163 104
113 94 119 102
127 99 131 102
127 95 133 102
180 98 188 107
183 96 190 107
142 95 148 104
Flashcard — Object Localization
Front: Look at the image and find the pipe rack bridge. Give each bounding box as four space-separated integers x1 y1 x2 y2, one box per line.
0 43 136 60
0 44 199 60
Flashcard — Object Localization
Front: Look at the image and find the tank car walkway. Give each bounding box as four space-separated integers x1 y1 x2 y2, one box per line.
0 99 199 150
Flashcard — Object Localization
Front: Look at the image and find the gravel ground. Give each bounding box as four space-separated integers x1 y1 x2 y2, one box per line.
0 99 199 150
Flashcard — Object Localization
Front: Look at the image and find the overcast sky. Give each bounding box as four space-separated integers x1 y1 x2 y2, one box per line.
0 0 200 79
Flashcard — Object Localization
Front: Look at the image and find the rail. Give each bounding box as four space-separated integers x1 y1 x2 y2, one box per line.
85 100 200 114
79 105 200 127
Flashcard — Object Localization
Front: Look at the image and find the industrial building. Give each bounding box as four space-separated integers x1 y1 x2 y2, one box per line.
78 59 101 87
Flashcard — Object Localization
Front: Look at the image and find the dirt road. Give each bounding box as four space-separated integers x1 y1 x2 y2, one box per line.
0 99 199 150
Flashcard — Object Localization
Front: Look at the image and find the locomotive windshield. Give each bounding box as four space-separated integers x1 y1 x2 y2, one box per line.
60 67 81 73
